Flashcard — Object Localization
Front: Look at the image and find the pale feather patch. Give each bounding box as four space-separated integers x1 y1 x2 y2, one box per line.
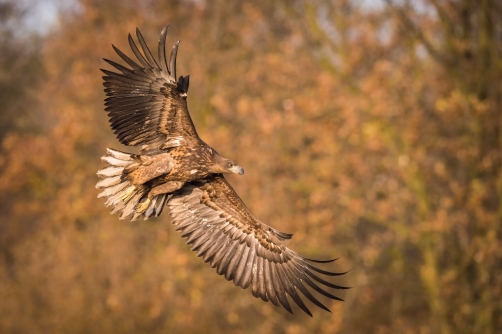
161 136 184 149
98 181 130 198
131 211 143 222
97 166 123 178
110 198 127 214
106 148 133 161
101 155 130 167
190 169 198 174
104 181 132 207
120 191 144 220
96 175 121 189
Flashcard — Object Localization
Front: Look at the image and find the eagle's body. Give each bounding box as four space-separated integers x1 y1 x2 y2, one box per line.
163 141 222 182
96 26 243 219
126 140 236 213
126 140 223 187
96 26 347 316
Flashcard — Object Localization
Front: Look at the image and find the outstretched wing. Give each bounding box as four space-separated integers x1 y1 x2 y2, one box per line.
102 26 197 151
167 175 349 316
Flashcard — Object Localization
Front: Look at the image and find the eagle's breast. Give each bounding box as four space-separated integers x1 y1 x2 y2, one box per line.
166 144 214 182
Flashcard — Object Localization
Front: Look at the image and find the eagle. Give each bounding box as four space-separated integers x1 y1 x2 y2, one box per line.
96 26 348 316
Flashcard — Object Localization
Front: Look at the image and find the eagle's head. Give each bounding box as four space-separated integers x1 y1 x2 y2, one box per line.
222 160 245 175
210 153 244 175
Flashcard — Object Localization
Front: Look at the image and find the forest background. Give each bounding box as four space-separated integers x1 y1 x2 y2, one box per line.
1 0 501 333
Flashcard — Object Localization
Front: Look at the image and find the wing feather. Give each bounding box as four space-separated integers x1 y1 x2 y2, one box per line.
191 229 213 252
251 255 262 299
128 33 151 69
103 26 197 150
276 263 312 316
112 45 142 70
202 233 227 263
216 240 239 275
224 241 246 281
169 41 180 80
283 262 331 313
195 230 223 258
240 241 255 289
158 26 169 72
185 225 208 244
232 243 250 286
271 263 292 313
136 28 160 69
264 259 279 306
210 237 234 269
167 175 348 316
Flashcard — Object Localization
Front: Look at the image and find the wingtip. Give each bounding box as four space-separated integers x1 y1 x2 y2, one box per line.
135 27 145 43
302 256 340 264
168 40 180 81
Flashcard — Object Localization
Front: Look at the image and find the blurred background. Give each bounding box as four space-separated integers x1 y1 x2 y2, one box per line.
1 0 501 333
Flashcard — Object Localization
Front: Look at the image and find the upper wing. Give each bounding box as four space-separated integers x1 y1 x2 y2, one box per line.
167 175 348 316
102 26 197 150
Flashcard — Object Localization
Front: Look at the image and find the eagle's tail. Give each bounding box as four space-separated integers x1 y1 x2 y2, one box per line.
96 148 168 221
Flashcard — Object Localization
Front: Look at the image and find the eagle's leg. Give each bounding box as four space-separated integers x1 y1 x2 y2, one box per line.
135 181 185 213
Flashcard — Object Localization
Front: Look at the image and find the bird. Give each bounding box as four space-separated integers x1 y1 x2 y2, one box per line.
96 25 348 316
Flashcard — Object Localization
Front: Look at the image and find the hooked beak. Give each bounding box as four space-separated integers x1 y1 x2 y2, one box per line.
230 165 244 175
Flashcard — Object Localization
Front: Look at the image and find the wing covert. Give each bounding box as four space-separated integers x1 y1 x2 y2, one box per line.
102 25 197 150
167 175 349 316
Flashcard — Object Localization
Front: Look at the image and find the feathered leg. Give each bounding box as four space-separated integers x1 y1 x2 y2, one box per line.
136 181 185 213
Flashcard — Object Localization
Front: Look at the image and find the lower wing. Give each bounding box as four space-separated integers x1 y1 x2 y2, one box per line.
166 175 349 316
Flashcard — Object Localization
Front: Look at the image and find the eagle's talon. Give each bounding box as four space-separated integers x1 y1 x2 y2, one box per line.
136 198 151 213
119 185 136 202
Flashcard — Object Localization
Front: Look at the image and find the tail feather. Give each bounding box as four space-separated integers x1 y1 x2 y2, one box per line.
106 148 133 161
96 175 121 189
97 148 168 221
120 191 145 220
97 166 123 177
145 193 168 218
101 155 131 167
97 181 130 199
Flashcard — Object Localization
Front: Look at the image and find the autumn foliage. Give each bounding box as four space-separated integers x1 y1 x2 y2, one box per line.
1 0 501 333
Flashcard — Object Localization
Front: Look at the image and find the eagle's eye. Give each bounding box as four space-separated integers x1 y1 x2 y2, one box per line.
227 163 234 168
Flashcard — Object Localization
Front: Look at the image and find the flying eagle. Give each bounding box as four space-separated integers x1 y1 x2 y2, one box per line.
96 26 348 316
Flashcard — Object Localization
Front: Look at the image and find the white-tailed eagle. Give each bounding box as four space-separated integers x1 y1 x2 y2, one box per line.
96 26 348 316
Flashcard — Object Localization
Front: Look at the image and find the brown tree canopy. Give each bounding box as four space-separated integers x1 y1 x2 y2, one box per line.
1 0 501 333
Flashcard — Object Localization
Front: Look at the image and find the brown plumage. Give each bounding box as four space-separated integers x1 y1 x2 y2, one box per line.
96 26 348 316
